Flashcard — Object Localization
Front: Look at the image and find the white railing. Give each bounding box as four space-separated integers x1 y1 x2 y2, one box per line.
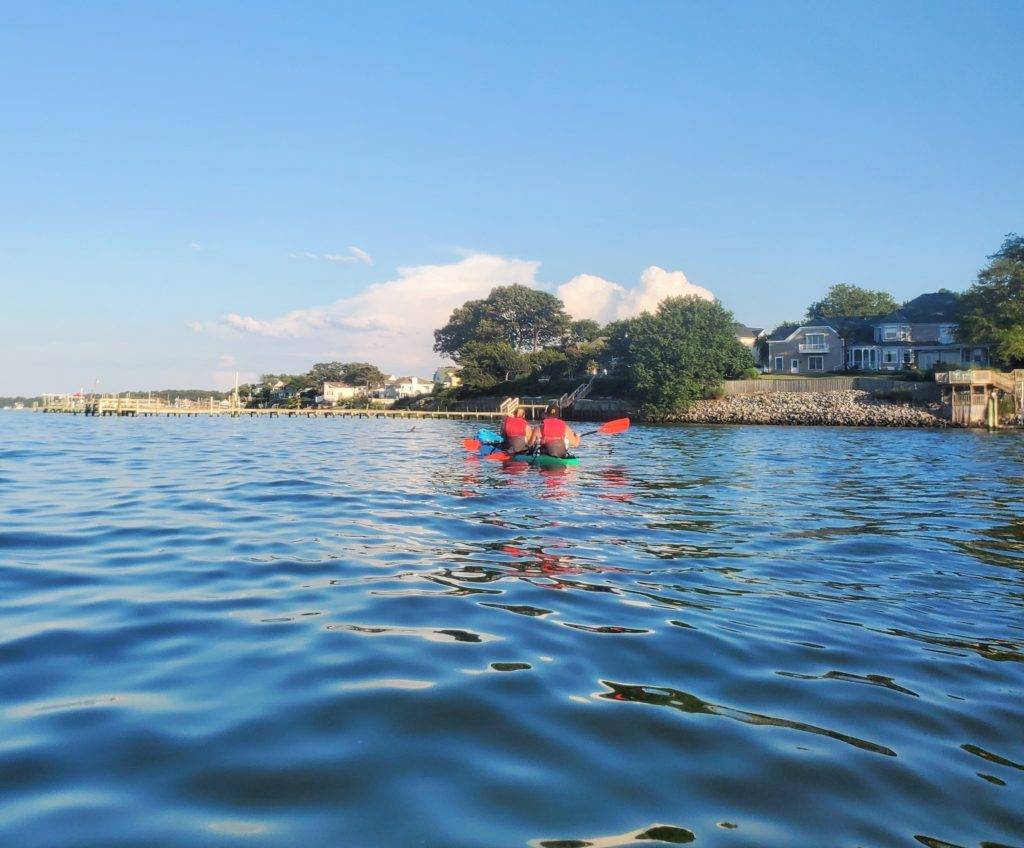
798 343 830 353
558 376 596 409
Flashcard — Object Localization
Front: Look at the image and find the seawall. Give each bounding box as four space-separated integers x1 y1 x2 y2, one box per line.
670 390 947 427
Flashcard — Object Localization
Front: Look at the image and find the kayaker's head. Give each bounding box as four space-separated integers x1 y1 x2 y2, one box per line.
545 403 560 418
515 406 526 418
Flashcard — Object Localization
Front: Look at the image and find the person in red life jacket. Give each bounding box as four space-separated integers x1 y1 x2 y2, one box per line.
530 403 580 457
500 406 531 454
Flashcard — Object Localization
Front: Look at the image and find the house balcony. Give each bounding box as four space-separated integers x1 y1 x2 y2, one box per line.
798 343 830 353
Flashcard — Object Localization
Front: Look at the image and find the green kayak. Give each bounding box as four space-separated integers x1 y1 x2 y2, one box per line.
512 452 580 468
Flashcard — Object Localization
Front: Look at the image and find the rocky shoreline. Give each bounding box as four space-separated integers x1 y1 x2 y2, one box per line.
670 390 947 427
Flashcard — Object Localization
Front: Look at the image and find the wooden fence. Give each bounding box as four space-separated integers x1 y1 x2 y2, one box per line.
722 377 940 401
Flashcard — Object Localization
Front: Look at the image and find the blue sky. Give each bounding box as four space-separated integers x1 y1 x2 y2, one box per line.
2 1 1022 394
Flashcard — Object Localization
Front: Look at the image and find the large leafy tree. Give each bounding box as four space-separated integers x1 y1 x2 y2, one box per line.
340 362 387 387
434 284 570 357
624 296 755 418
807 284 899 319
306 361 387 387
958 233 1024 367
307 362 347 384
454 341 522 391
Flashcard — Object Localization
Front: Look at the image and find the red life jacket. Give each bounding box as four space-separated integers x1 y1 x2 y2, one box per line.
502 416 527 438
541 416 566 442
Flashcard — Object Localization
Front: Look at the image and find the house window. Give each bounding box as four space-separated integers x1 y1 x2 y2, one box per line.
883 327 897 341
805 333 825 348
808 356 824 371
884 351 896 364
853 349 863 366
774 356 783 372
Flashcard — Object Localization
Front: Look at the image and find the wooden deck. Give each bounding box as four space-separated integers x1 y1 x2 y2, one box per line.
934 369 1017 393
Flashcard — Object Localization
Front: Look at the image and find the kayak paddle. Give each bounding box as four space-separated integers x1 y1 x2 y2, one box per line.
577 417 631 438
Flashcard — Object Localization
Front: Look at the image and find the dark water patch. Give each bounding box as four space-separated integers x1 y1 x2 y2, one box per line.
961 744 1024 771
598 681 897 757
777 669 919 697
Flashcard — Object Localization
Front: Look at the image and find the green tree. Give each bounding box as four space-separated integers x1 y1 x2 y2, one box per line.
566 319 603 345
455 341 523 390
958 233 1024 367
307 362 347 384
624 296 755 418
524 347 568 376
434 284 570 357
807 284 899 319
341 362 387 387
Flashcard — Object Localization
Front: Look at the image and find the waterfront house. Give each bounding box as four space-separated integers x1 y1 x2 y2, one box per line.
433 366 461 389
378 376 436 401
766 326 845 374
841 293 989 372
321 382 367 404
733 323 766 365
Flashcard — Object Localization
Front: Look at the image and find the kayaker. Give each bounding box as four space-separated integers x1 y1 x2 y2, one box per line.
500 406 531 454
531 403 580 458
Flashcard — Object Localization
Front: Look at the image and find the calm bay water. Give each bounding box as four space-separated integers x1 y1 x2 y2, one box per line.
1 412 1022 848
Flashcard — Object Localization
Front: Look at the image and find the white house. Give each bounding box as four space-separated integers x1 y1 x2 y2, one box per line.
322 382 367 404
379 376 435 400
433 366 461 389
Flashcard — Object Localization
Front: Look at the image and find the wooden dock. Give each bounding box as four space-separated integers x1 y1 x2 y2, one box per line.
37 395 510 420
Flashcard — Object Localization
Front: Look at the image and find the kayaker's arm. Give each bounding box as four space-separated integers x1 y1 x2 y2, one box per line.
566 426 581 448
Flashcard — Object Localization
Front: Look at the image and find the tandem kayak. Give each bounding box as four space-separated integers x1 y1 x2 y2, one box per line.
512 452 579 468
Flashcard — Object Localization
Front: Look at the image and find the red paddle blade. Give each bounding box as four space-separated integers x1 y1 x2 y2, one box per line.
597 417 631 435
462 438 482 451
484 451 510 462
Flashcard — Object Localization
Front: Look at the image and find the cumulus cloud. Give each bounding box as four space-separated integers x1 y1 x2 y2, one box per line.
213 253 715 373
558 266 714 324
220 252 539 371
186 321 204 332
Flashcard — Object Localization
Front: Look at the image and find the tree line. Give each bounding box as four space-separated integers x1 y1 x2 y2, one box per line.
433 284 756 418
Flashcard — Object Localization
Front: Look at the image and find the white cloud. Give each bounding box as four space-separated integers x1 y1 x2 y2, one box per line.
213 254 716 374
220 252 539 371
348 246 373 265
558 265 714 324
190 242 204 251
293 246 373 265
186 321 204 332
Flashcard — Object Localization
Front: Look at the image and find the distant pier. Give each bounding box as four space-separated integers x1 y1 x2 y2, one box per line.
36 395 534 420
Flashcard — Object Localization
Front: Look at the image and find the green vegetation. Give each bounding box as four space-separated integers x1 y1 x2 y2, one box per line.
807 284 899 320
434 285 574 389
435 287 753 418
247 361 389 406
0 396 42 408
958 234 1024 368
626 297 755 419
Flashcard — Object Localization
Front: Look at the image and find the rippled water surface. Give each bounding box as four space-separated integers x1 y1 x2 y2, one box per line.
2 413 1023 848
